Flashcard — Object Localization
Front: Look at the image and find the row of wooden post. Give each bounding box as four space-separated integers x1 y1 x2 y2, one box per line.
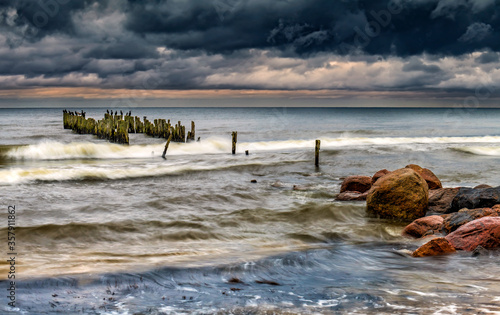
63 110 195 145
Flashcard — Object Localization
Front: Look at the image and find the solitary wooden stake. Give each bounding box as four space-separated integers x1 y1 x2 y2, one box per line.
315 140 321 166
232 131 237 155
162 134 173 159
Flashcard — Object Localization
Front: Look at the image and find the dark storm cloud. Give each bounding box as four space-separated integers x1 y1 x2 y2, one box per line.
2 0 500 56
118 0 500 56
1 0 500 93
475 50 500 63
402 58 443 74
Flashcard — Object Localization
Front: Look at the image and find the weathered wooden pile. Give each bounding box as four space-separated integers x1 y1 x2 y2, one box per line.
63 110 195 145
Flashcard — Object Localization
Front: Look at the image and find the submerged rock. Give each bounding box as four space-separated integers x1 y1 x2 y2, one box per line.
428 188 459 214
336 191 368 201
405 164 442 190
403 215 444 238
340 176 372 194
446 217 500 251
442 207 500 234
372 169 391 184
366 168 428 221
450 186 500 213
412 237 456 257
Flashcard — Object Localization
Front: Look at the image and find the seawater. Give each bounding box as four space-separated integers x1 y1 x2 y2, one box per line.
1 107 500 314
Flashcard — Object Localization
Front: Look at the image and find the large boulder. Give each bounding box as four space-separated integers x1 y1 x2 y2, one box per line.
366 168 429 221
372 169 391 184
412 237 456 257
428 188 459 214
405 164 442 190
442 207 500 234
446 217 500 251
340 176 372 193
449 186 500 213
403 215 444 238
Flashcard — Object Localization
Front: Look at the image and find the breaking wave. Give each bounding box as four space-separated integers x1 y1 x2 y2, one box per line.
6 135 500 161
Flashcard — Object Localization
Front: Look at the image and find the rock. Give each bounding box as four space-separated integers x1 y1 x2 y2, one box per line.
340 176 372 193
428 188 459 214
293 185 311 191
403 215 444 238
372 169 391 184
271 181 285 188
471 245 489 257
449 186 500 213
474 184 493 189
366 168 429 221
446 217 500 251
250 179 257 183
405 164 442 190
412 237 456 257
442 207 500 234
336 191 368 201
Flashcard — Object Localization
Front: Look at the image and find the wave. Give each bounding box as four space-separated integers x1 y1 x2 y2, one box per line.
453 146 500 156
6 135 500 161
0 158 294 185
4 139 230 161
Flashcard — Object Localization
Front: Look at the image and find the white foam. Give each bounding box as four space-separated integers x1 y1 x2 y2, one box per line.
8 135 500 161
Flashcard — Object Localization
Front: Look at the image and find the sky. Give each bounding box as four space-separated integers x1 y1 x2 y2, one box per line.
1 0 500 107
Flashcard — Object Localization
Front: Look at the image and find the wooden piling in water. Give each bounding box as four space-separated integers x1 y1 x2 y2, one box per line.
315 140 321 167
232 131 237 155
162 134 173 159
116 120 129 144
187 121 195 142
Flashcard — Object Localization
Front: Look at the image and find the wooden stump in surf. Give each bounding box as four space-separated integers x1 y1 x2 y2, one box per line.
162 134 173 159
232 131 237 155
315 140 321 167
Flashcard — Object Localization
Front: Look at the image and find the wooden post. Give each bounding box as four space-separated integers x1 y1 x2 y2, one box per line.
245 150 249 156
315 140 321 167
232 131 237 155
162 134 173 159
190 121 195 141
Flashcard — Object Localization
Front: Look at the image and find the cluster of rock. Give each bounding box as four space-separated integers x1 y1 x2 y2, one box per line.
337 164 500 258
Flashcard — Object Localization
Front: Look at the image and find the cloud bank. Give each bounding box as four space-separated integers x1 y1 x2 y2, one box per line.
0 0 499 101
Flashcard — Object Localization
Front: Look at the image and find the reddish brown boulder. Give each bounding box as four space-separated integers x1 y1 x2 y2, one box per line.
405 164 442 190
336 191 368 201
403 215 444 238
340 176 372 193
493 205 500 213
446 217 500 251
428 188 460 214
442 208 500 234
412 237 456 257
372 169 391 184
366 168 429 221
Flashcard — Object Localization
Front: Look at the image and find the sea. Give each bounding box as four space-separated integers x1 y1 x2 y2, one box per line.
1 107 500 314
